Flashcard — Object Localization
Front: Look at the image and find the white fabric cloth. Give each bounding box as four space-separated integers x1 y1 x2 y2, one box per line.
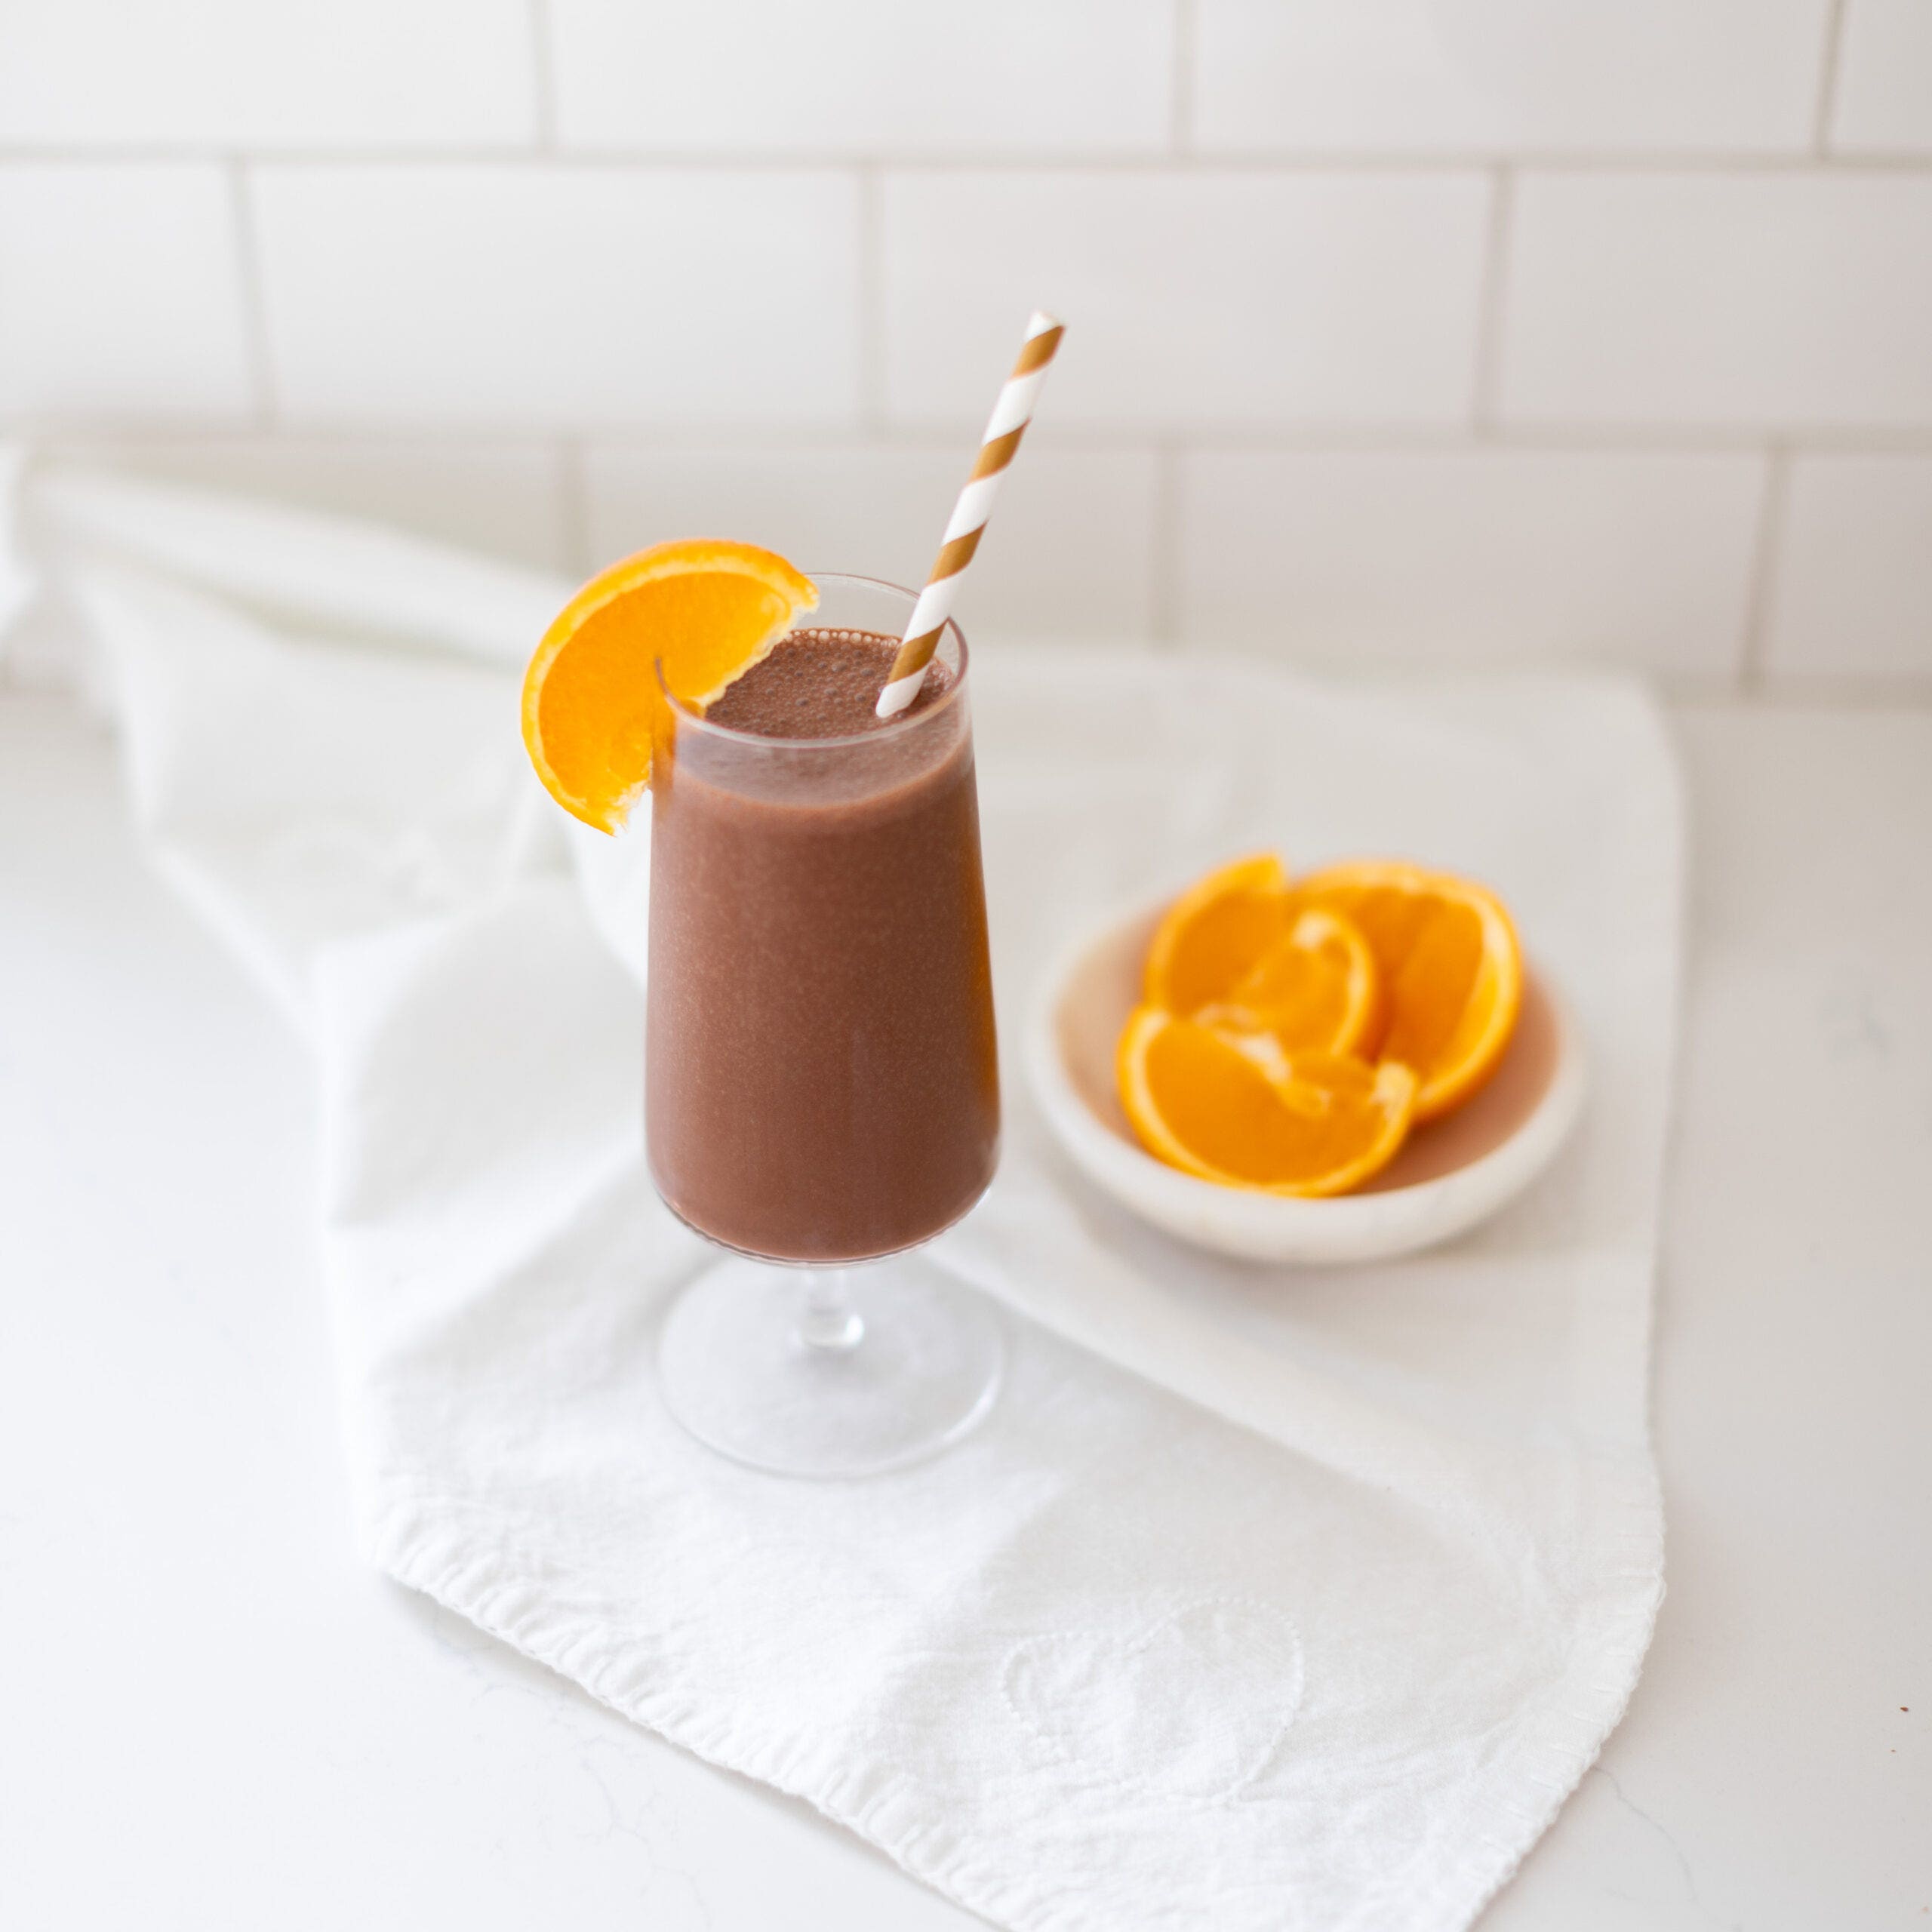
11 460 1677 1932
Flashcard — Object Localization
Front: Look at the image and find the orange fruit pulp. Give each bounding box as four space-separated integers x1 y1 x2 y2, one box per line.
521 538 817 833
1118 1008 1417 1197
1296 860 1521 1121
1143 854 1379 1058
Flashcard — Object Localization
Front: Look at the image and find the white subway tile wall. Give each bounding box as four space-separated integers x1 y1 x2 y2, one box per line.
1177 449 1766 676
552 0 1174 155
0 2 1925 691
57 438 574 571
0 166 254 421
882 171 1491 429
1764 455 1932 680
1500 174 1932 430
251 168 862 427
0 0 535 149
1830 0 1932 154
583 442 1161 642
1192 0 1832 155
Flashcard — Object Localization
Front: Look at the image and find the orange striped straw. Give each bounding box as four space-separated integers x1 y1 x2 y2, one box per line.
875 309 1065 719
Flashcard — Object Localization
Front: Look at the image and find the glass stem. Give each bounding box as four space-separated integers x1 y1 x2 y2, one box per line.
797 1267 864 1353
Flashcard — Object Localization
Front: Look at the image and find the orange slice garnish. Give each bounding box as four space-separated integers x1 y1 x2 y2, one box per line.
521 538 817 832
1117 1007 1417 1197
1296 860 1521 1121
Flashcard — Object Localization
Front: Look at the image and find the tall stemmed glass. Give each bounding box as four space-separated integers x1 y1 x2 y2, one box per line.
647 574 1004 1477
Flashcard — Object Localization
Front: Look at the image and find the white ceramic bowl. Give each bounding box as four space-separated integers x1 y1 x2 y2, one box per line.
1026 897 1587 1265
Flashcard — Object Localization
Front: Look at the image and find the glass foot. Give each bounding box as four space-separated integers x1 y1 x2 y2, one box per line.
657 1251 1006 1478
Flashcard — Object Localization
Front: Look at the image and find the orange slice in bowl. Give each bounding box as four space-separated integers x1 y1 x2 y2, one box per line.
1203 905 1381 1059
1296 860 1521 1121
521 538 817 832
1118 1007 1417 1197
1143 853 1292 1013
1144 854 1380 1057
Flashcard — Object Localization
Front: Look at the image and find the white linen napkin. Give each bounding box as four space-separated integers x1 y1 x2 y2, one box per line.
12 460 1675 1932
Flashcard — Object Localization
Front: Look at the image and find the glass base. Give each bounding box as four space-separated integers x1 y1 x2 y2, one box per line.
657 1251 1006 1478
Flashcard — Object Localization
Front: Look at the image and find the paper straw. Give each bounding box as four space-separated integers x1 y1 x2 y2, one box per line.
875 309 1064 718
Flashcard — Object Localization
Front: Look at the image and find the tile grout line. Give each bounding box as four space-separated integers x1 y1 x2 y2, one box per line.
8 417 1932 457
225 157 276 429
528 0 558 151
1737 445 1791 692
857 165 886 432
1814 0 1849 155
1471 165 1515 437
8 145 1932 174
1170 0 1196 156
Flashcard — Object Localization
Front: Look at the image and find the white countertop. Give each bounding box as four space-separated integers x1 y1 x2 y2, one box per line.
2 689 1926 1930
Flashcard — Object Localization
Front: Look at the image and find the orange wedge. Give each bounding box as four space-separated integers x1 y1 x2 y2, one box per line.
1143 854 1379 1057
521 538 817 832
1202 905 1381 1059
1296 860 1521 1121
1143 853 1292 1013
1118 1007 1417 1197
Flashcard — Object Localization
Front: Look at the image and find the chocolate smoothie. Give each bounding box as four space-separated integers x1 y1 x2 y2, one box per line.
645 626 999 1263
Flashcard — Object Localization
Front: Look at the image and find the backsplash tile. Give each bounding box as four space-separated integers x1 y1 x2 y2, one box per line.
1829 0 1932 154
583 439 1161 642
0 165 254 424
553 0 1173 155
0 0 535 149
1764 454 1932 681
882 171 1490 429
53 437 574 573
251 167 862 429
1176 447 1765 677
0 2 1925 697
1192 0 1829 155
1500 172 1932 429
